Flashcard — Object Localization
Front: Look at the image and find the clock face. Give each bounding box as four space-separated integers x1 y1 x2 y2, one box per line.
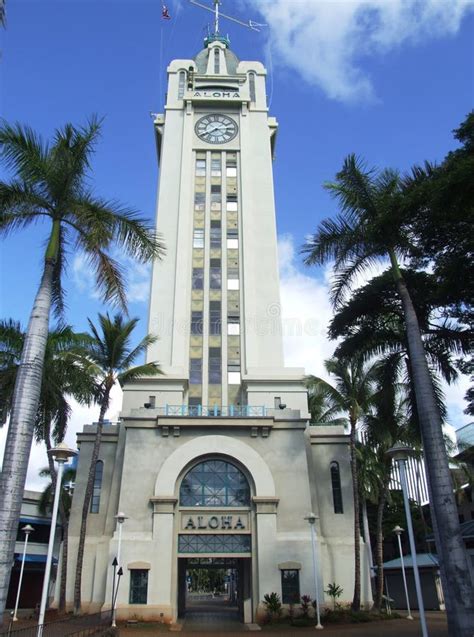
195 114 238 144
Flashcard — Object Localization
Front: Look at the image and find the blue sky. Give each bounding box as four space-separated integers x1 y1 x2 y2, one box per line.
1 0 473 485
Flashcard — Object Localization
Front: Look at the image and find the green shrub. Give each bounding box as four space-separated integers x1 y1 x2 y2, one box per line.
262 592 282 622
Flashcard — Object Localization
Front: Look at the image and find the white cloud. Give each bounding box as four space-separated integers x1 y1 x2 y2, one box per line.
249 0 474 102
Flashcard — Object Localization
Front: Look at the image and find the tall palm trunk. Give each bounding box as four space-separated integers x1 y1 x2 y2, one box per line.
349 418 361 610
373 478 390 611
44 436 68 612
73 384 112 614
0 259 54 622
389 251 474 636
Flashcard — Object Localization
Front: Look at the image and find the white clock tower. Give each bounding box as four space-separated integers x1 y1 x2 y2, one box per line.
122 28 309 416
66 20 369 625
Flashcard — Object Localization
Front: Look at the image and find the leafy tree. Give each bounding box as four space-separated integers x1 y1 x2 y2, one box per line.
302 154 474 633
305 356 377 610
0 319 95 611
404 112 474 417
0 118 164 619
73 313 162 613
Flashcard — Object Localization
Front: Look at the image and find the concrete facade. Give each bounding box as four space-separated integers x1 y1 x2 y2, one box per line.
66 36 371 623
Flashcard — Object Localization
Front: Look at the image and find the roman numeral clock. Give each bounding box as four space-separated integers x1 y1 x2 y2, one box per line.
195 113 238 144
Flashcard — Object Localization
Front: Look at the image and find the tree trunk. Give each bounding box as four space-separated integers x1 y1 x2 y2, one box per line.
0 260 54 623
349 419 361 611
44 436 68 612
373 480 389 611
389 252 474 636
73 387 111 614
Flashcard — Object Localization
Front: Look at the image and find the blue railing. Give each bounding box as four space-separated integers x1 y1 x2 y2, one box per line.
161 404 267 417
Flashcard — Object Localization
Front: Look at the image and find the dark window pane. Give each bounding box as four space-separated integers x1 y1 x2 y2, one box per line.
129 570 148 604
90 460 103 514
210 268 221 289
281 570 300 604
330 462 343 514
209 346 221 384
192 268 203 290
190 359 202 384
191 312 203 335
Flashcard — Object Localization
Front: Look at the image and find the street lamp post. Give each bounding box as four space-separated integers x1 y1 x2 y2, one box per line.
112 512 128 627
13 525 34 621
393 525 413 620
387 443 428 637
304 513 323 630
37 443 77 637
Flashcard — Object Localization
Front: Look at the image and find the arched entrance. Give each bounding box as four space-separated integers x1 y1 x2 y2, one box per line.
152 435 278 625
176 459 252 627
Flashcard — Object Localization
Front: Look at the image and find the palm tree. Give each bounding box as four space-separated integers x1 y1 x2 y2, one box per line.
305 356 377 610
0 319 96 611
302 155 474 633
73 313 162 613
0 119 164 619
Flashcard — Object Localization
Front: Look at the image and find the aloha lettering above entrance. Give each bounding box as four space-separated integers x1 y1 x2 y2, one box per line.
182 514 249 531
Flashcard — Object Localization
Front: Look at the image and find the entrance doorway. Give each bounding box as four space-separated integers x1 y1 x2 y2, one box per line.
178 557 251 628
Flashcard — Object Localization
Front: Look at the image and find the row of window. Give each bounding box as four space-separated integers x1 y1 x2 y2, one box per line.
191 307 237 335
194 193 238 212
196 160 237 178
192 231 239 251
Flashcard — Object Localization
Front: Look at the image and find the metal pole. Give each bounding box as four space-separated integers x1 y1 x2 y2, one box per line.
111 559 117 628
37 460 65 637
117 523 123 568
396 532 413 620
398 460 428 637
13 527 33 621
309 523 323 630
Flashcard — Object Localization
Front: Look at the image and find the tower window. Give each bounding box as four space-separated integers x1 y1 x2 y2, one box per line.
195 192 205 210
210 301 221 335
214 47 220 74
249 72 256 102
228 371 241 384
193 229 204 248
227 194 238 212
211 185 221 197
227 238 238 249
192 268 204 290
210 260 222 289
210 220 221 248
90 460 103 514
195 159 206 176
178 71 186 99
191 311 203 335
211 157 222 177
209 347 221 384
330 461 344 514
190 358 202 384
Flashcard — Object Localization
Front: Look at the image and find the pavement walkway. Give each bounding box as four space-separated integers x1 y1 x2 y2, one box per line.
119 611 448 636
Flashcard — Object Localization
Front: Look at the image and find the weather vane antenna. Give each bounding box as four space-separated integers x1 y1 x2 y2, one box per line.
189 0 266 38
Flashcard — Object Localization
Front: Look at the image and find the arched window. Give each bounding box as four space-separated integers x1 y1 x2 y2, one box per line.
90 460 103 513
214 48 220 74
249 72 256 102
330 461 343 514
178 71 186 99
180 459 250 507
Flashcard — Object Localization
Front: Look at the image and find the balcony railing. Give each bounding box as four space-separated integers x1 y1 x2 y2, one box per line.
157 404 268 418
